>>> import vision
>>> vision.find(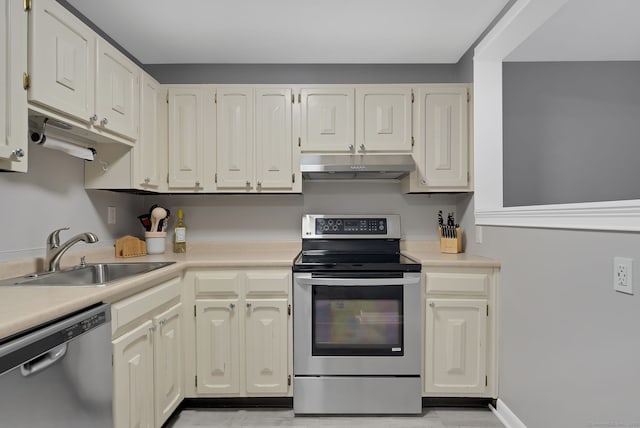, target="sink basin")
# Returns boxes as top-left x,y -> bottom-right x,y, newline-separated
0,261 -> 176,287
